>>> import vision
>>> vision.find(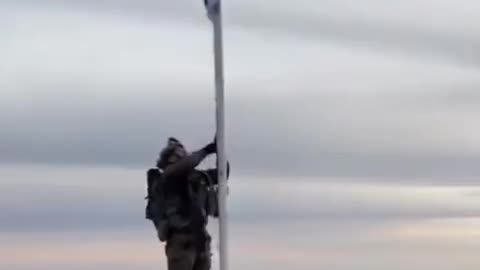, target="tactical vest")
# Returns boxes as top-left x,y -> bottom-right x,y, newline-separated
145,168 -> 218,242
